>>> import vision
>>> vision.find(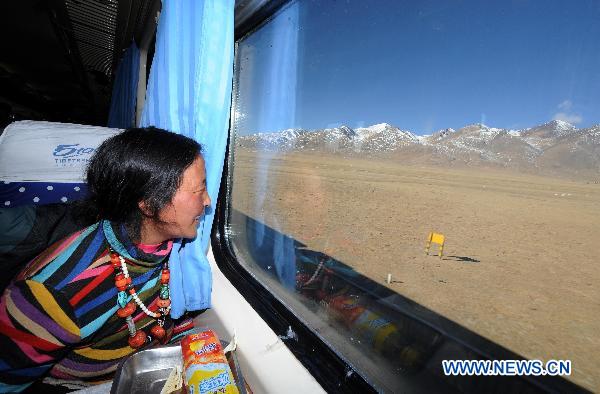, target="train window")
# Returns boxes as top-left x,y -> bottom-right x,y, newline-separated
223,0 -> 599,391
